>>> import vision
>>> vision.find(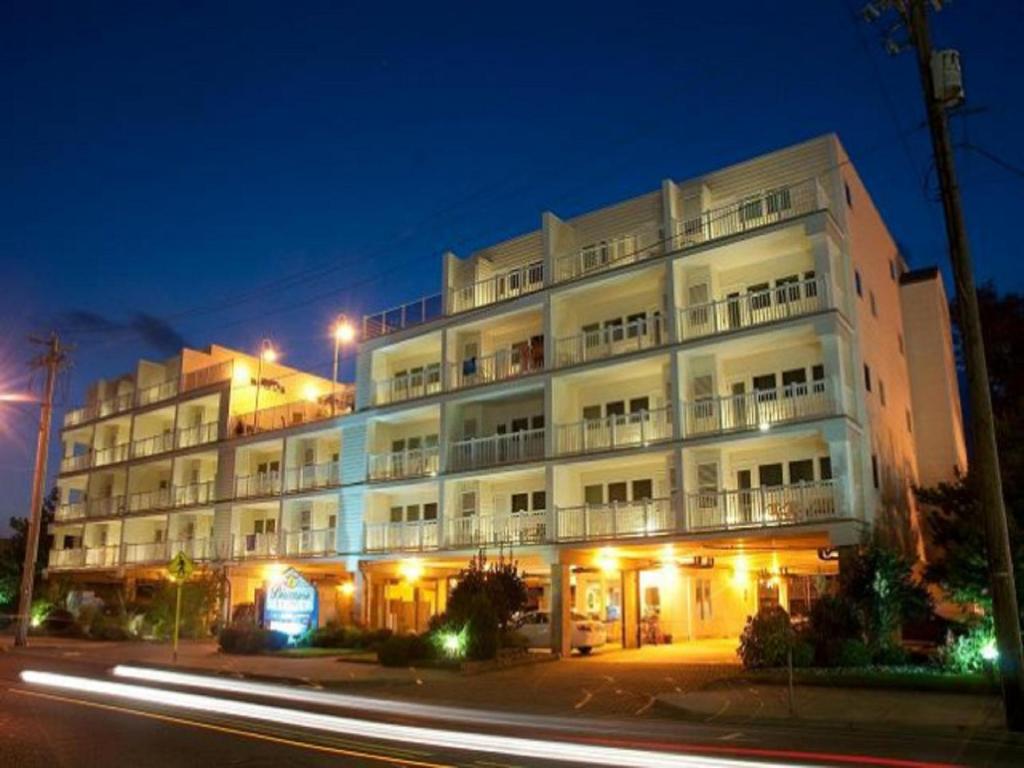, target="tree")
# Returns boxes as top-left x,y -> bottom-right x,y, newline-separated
0,488 -> 57,611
